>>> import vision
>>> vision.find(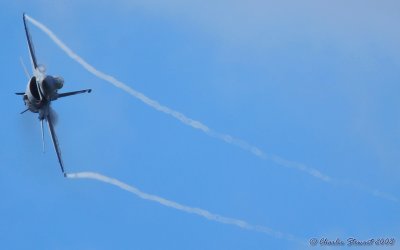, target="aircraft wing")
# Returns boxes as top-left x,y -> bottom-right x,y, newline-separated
46,114 -> 66,177
23,13 -> 38,70
23,13 -> 45,100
